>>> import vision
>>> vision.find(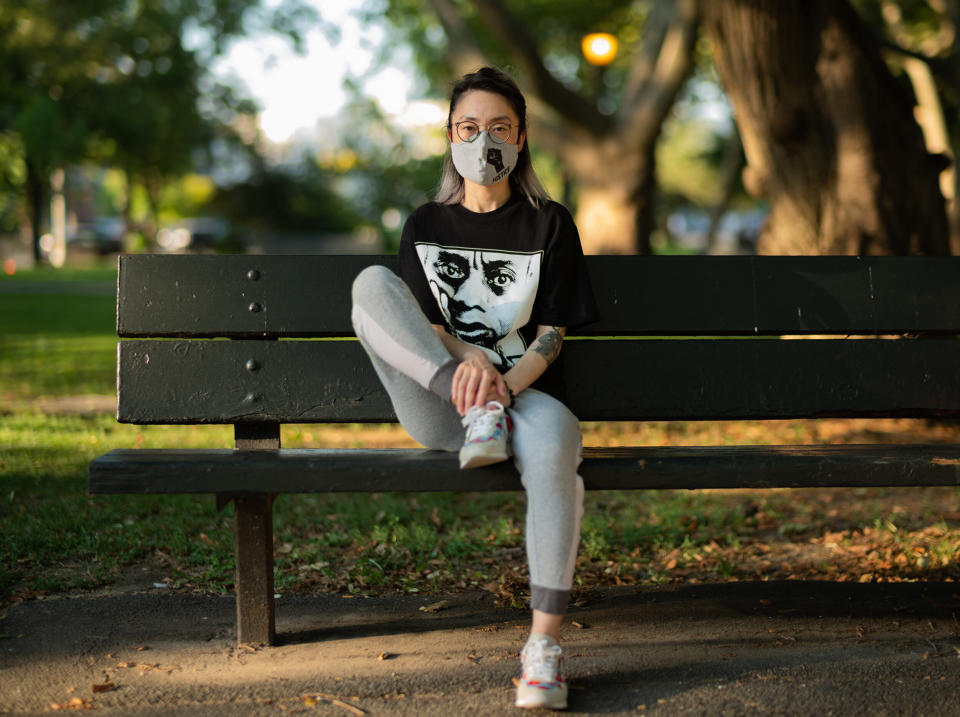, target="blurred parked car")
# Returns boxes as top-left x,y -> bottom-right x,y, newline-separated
714,210 -> 767,254
666,209 -> 711,251
666,208 -> 767,254
68,217 -> 125,254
